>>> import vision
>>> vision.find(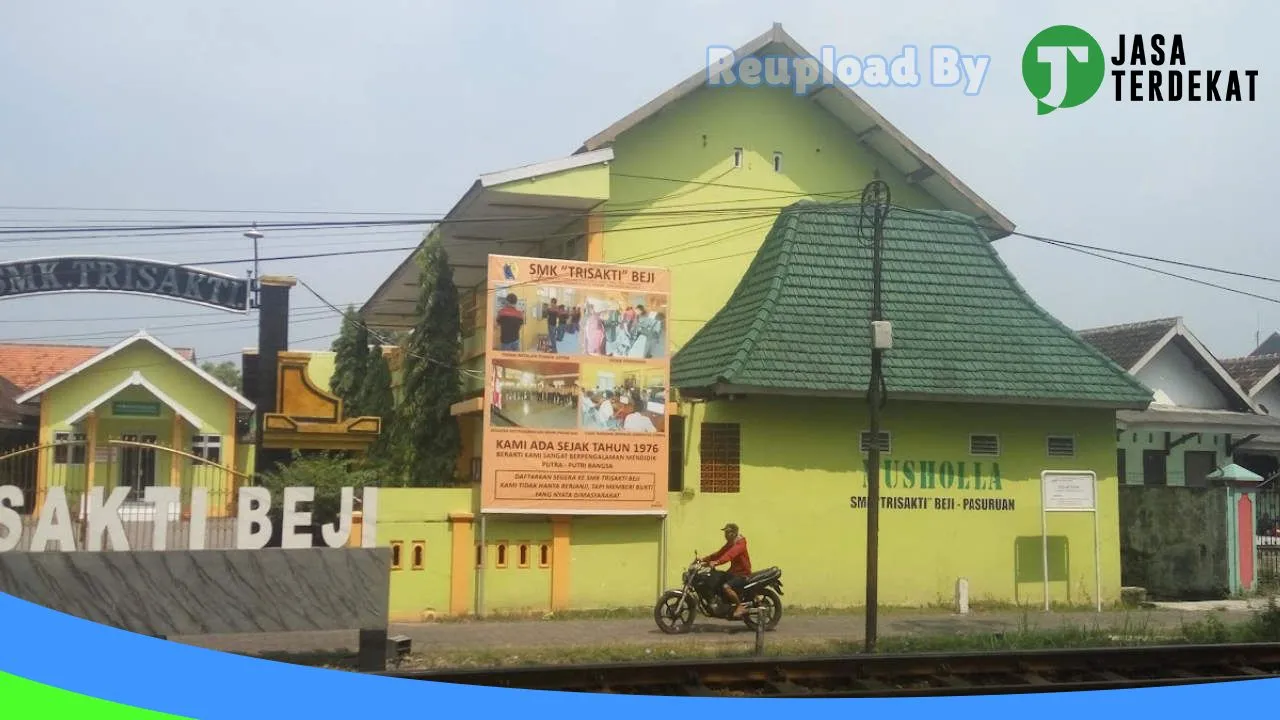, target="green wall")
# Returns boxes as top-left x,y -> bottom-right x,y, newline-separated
1118,430 -> 1227,486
